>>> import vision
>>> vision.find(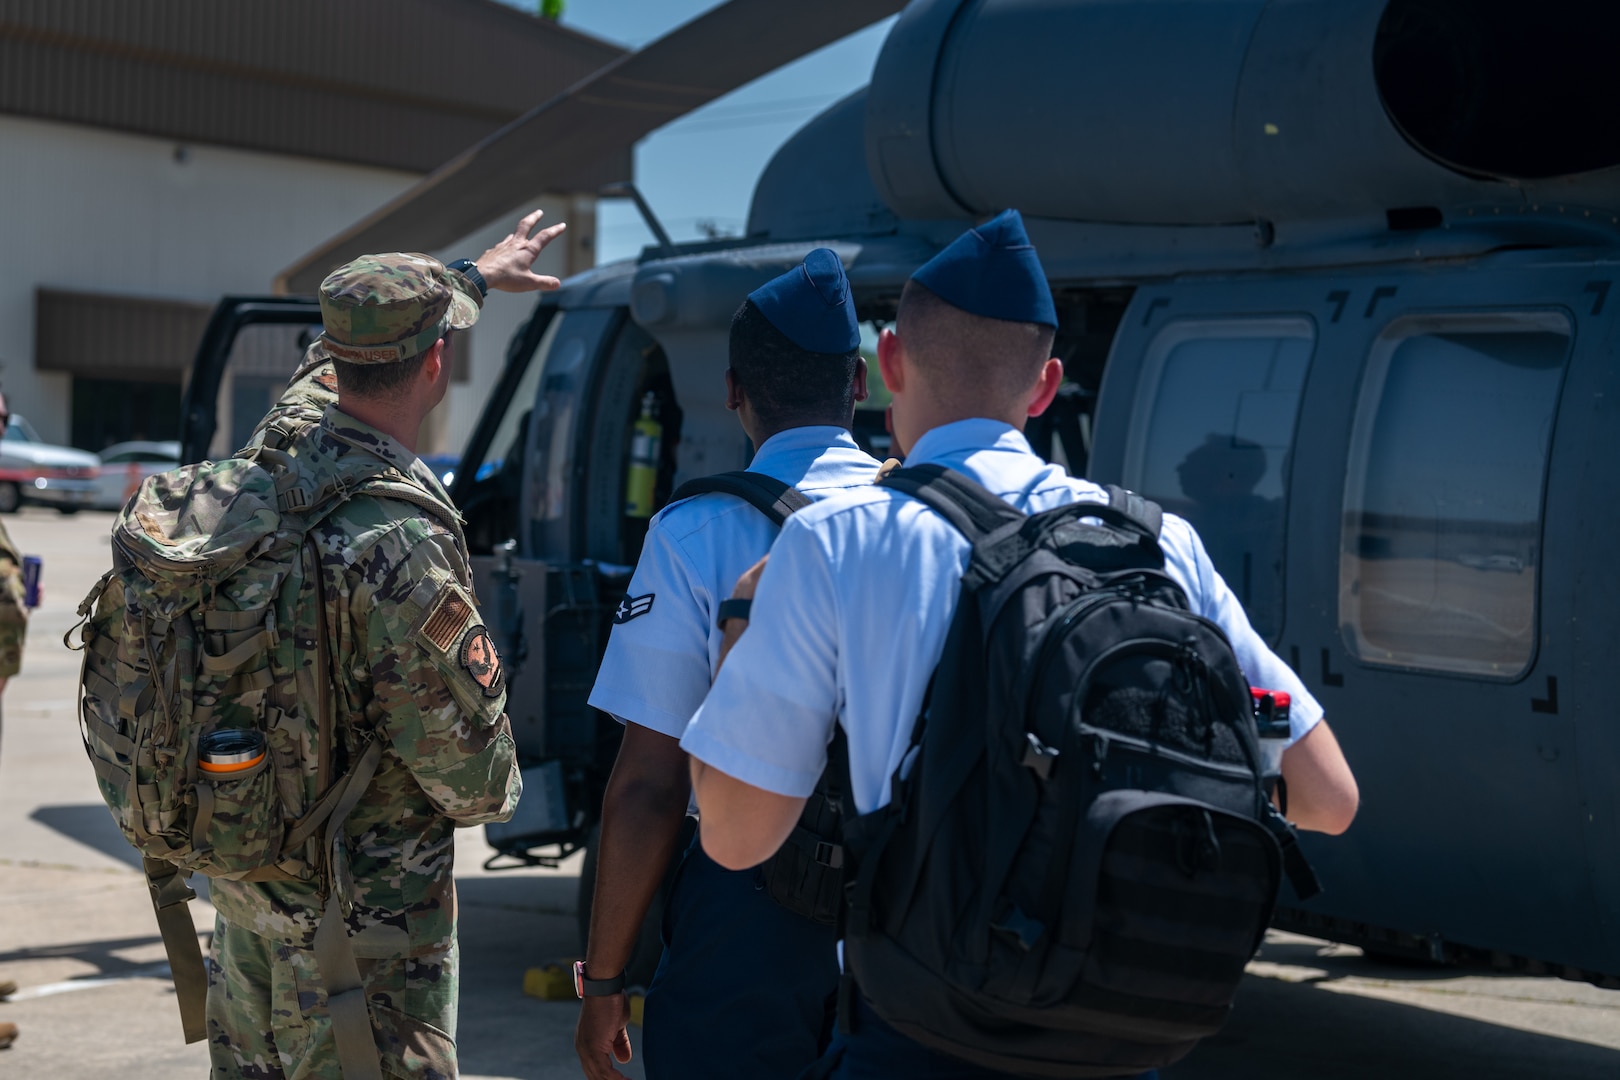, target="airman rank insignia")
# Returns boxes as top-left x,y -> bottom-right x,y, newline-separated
613,593 -> 655,624
460,626 -> 505,698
